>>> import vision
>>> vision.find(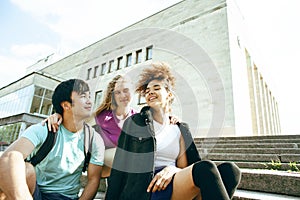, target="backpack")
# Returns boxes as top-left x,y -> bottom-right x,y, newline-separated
26,122 -> 93,172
